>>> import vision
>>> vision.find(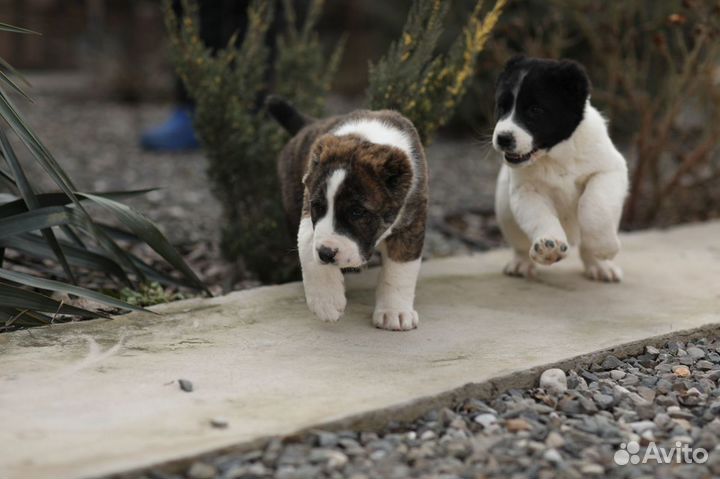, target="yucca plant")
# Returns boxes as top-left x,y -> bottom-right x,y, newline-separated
367,0 -> 507,144
0,23 -> 207,331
